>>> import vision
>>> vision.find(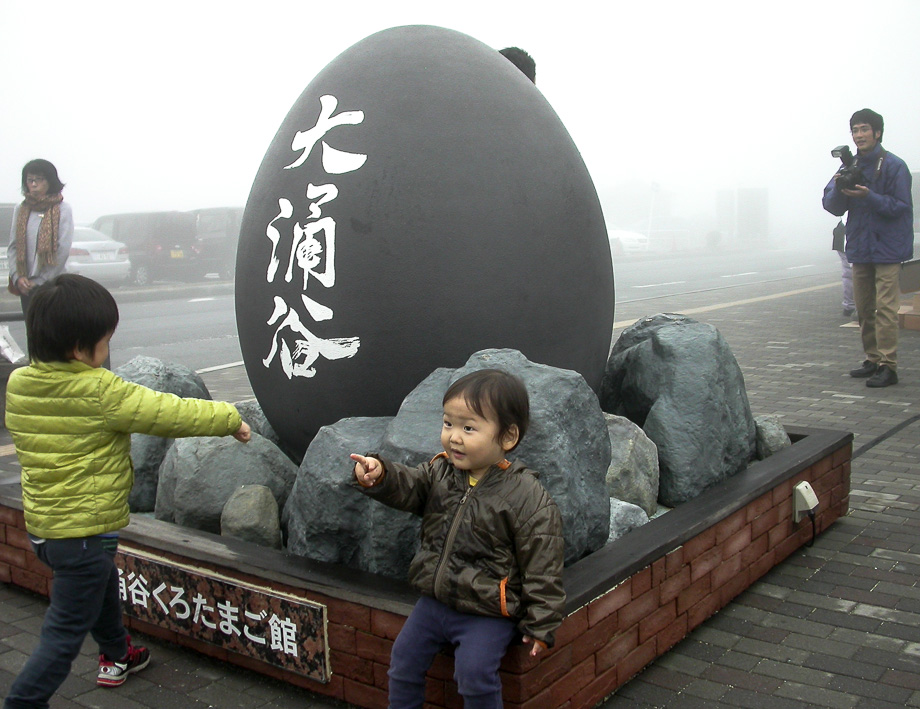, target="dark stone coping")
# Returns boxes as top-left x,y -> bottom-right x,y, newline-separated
563,425 -> 851,610
0,425 -> 851,618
